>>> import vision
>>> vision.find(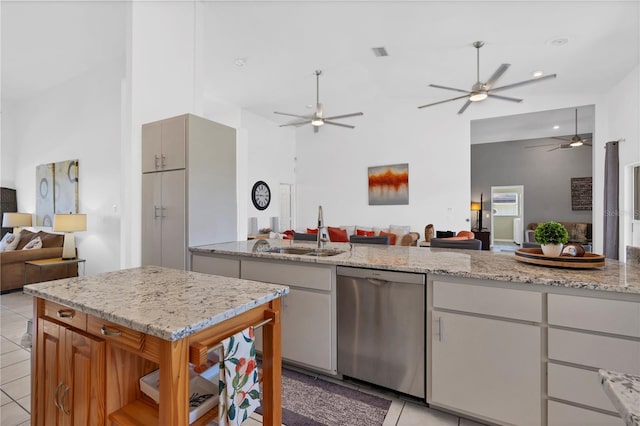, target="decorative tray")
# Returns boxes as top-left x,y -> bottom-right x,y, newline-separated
514,248 -> 605,269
